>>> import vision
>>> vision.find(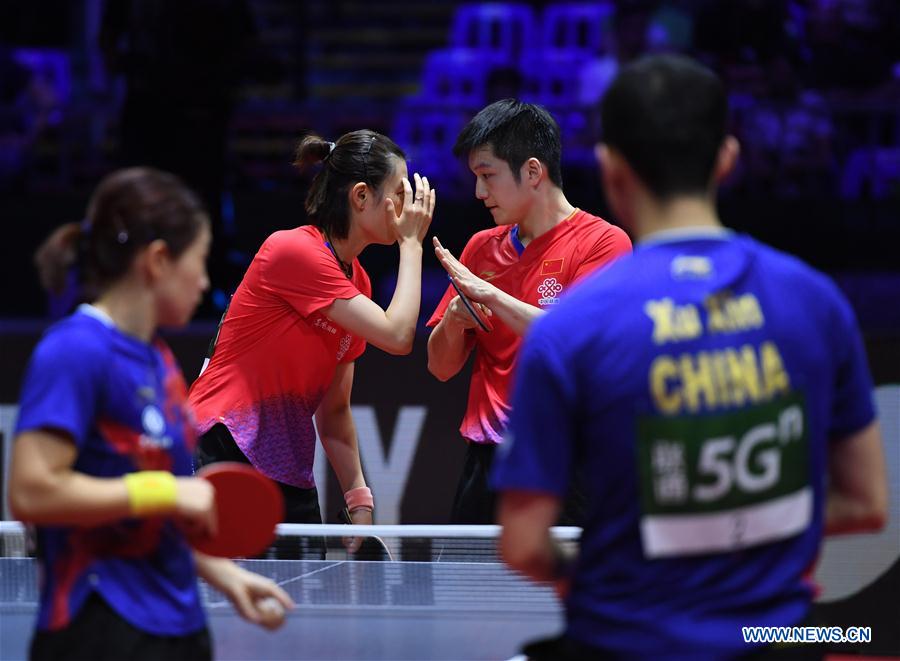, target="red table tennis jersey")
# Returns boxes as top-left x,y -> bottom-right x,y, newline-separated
189,225 -> 370,487
427,209 -> 631,444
